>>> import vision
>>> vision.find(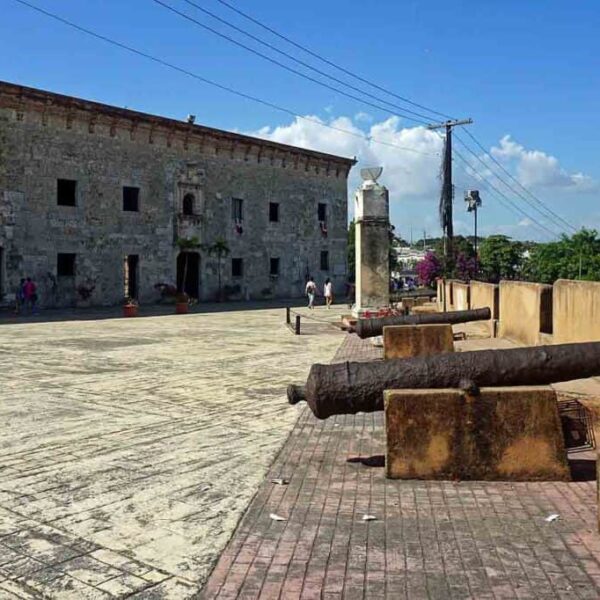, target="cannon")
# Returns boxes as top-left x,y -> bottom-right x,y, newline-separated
287,342 -> 600,419
354,307 -> 491,339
